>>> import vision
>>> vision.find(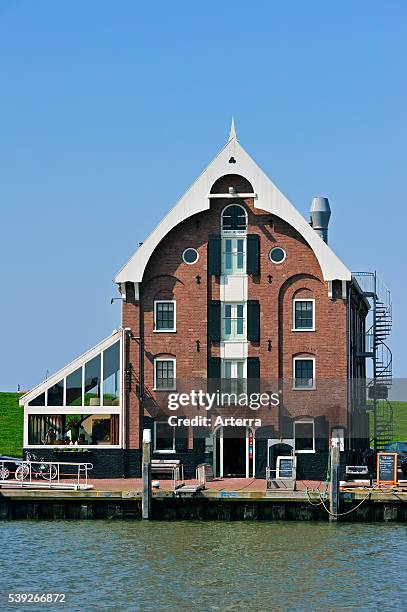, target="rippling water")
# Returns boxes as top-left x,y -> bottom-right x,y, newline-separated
1,521 -> 406,611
